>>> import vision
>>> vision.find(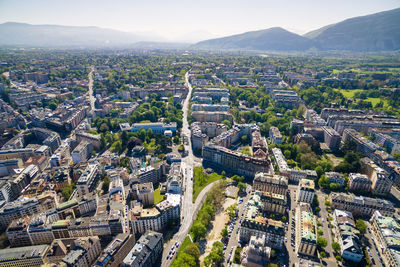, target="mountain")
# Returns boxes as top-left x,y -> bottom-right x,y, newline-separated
194,8 -> 400,52
0,22 -> 160,48
305,8 -> 400,51
193,27 -> 312,51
